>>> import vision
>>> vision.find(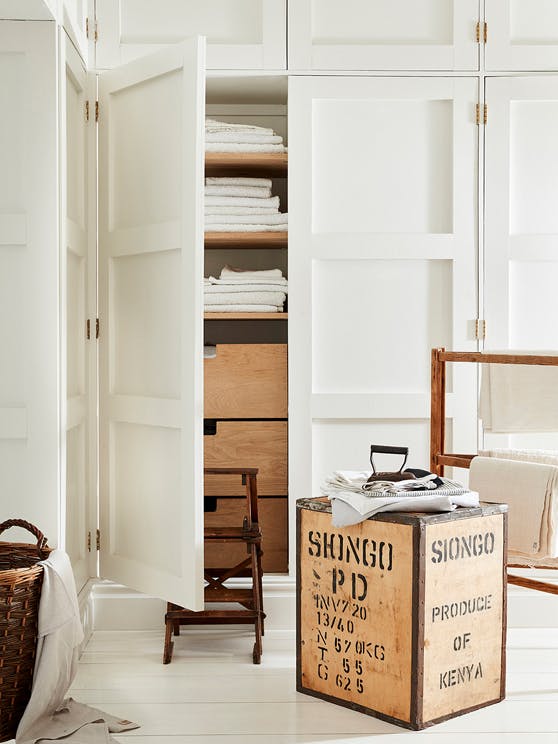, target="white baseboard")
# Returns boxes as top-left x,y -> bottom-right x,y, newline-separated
91,574 -> 297,631
90,569 -> 557,632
